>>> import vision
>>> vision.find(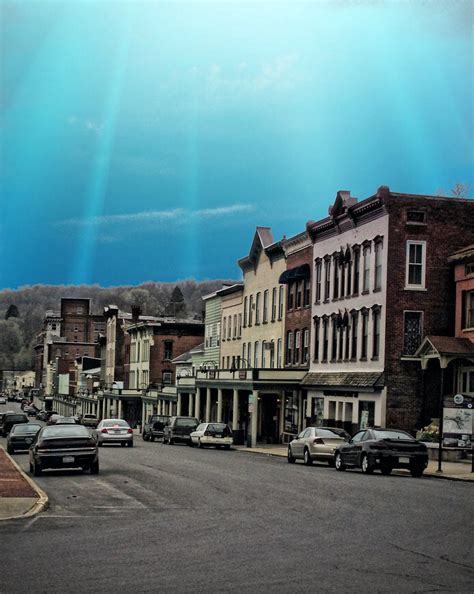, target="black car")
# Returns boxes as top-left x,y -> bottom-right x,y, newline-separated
334,428 -> 428,477
163,416 -> 199,445
0,412 -> 29,437
7,423 -> 43,454
29,424 -> 99,476
142,415 -> 170,441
